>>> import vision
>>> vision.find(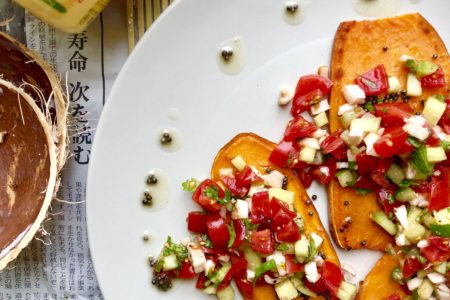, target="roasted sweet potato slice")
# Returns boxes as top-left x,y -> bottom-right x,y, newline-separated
357,254 -> 406,299
211,133 -> 339,299
329,13 -> 450,250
